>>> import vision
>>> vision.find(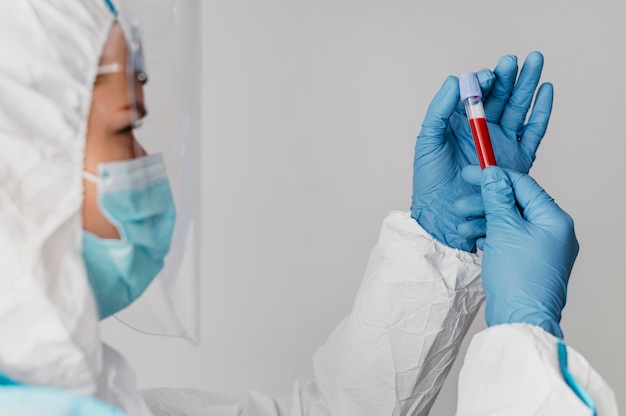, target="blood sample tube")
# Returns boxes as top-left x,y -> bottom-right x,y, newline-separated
459,72 -> 497,169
